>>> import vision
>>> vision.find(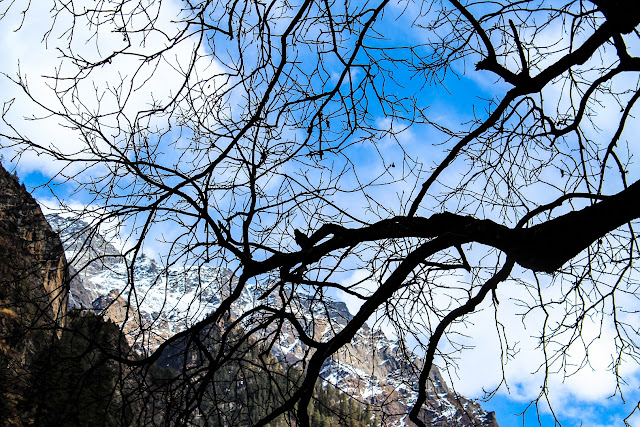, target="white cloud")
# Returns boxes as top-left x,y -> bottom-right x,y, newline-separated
434,266 -> 640,425
0,0 -> 225,178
